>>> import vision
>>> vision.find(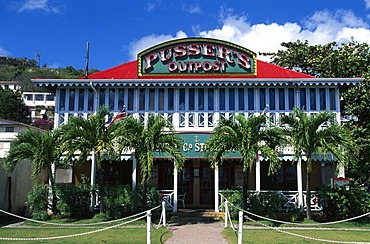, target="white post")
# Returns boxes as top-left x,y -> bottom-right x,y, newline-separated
224,200 -> 228,228
173,164 -> 178,212
147,210 -> 152,244
162,201 -> 166,227
297,158 -> 303,208
238,211 -> 243,244
214,165 -> 219,212
90,152 -> 96,210
255,157 -> 261,192
132,154 -> 137,190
